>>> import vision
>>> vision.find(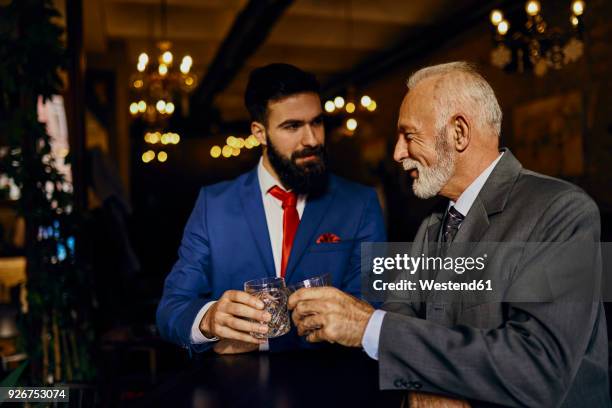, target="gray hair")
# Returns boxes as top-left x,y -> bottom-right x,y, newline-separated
407,61 -> 502,137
